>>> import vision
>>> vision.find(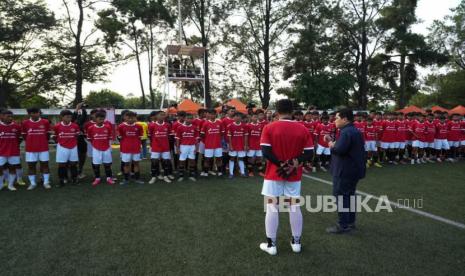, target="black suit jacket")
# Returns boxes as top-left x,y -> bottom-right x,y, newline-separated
329,123 -> 366,181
